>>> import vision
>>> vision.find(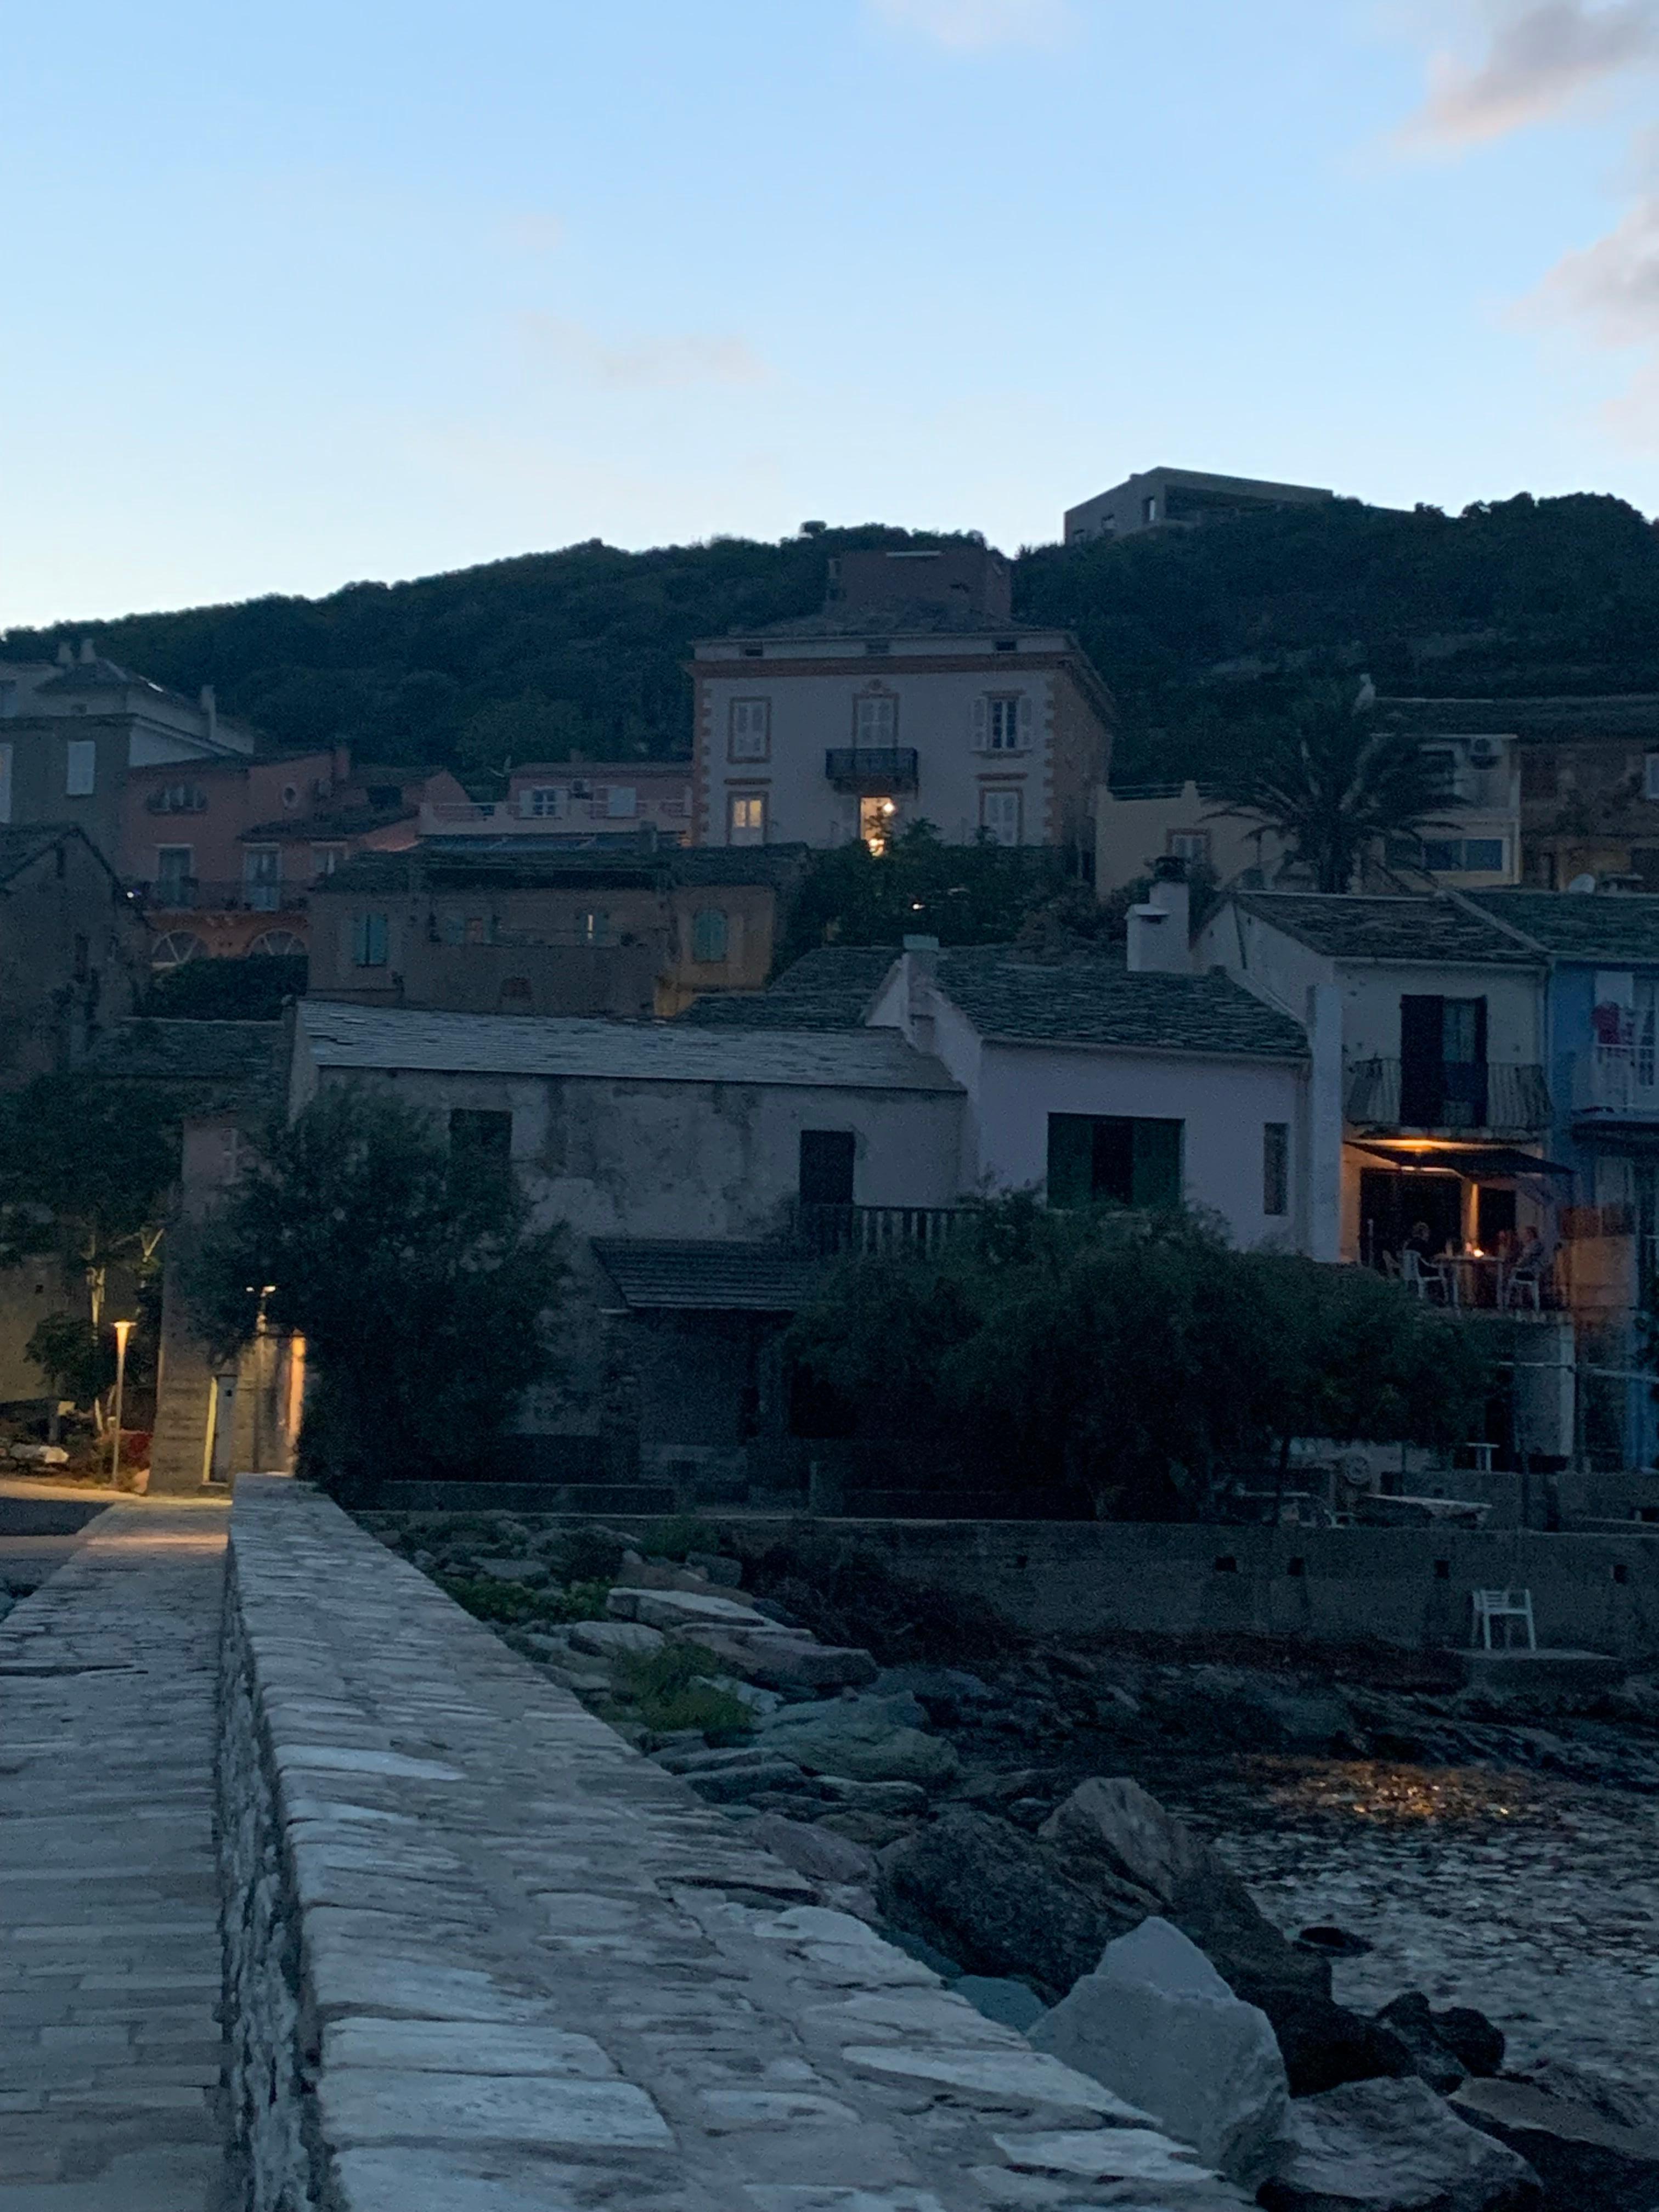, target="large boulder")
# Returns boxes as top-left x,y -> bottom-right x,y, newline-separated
1029,1916 -> 1289,2187
1375,1994 -> 1467,2096
1039,1777 -> 1413,2097
1452,2078 -> 1659,2212
749,1813 -> 878,1889
876,1809 -> 1110,2001
1262,2078 -> 1541,2212
760,1696 -> 958,1786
